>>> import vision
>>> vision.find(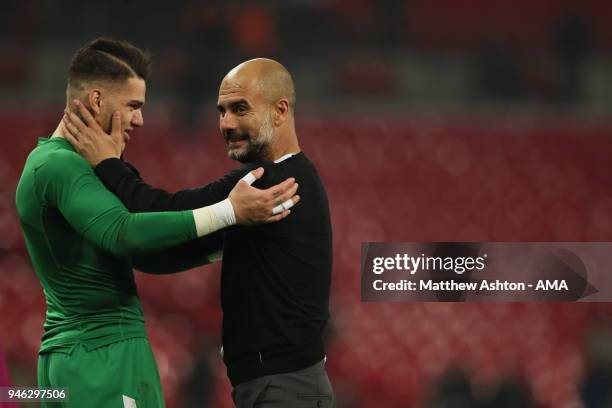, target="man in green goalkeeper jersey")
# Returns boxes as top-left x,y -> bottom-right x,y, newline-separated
15,38 -> 299,408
